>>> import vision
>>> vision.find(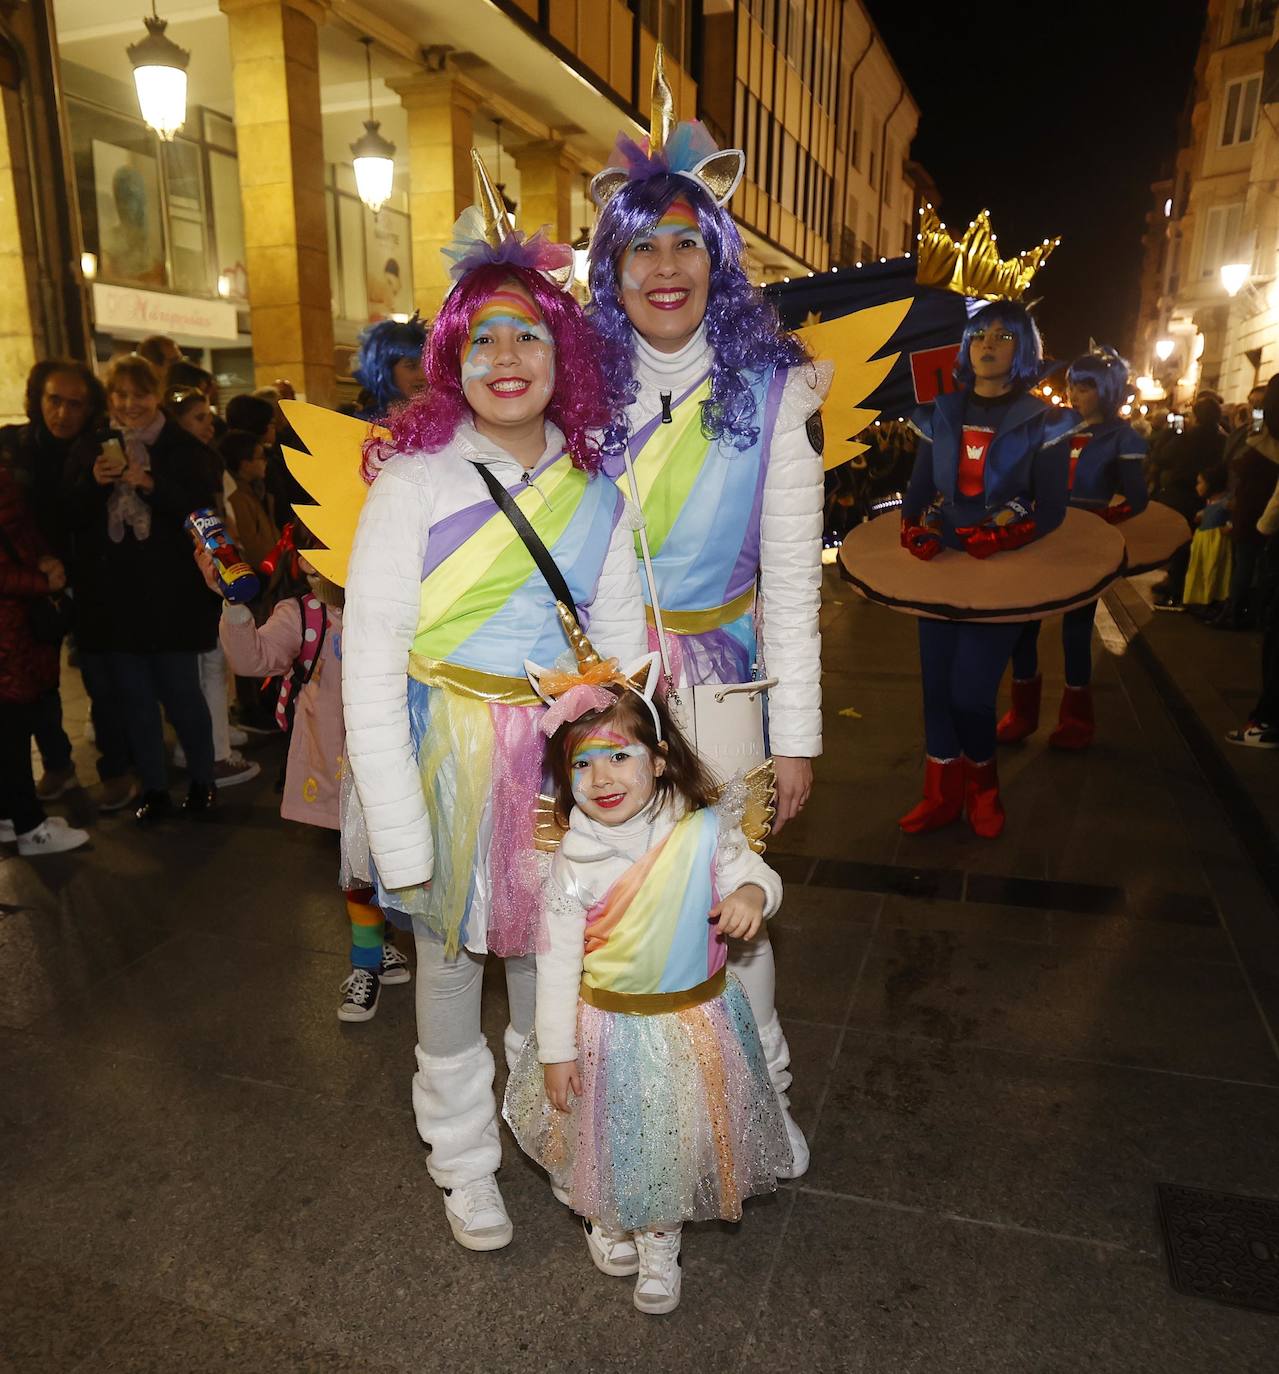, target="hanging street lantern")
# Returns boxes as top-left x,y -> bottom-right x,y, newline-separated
351,37 -> 396,214
126,4 -> 190,141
